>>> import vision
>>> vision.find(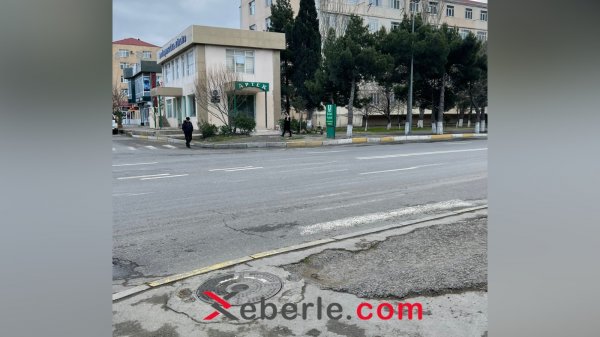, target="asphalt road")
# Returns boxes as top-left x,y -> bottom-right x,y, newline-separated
112,136 -> 487,288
